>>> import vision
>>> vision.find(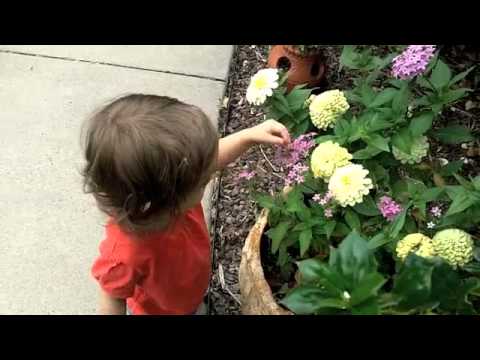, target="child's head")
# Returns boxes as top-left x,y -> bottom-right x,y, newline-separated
82,94 -> 218,233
